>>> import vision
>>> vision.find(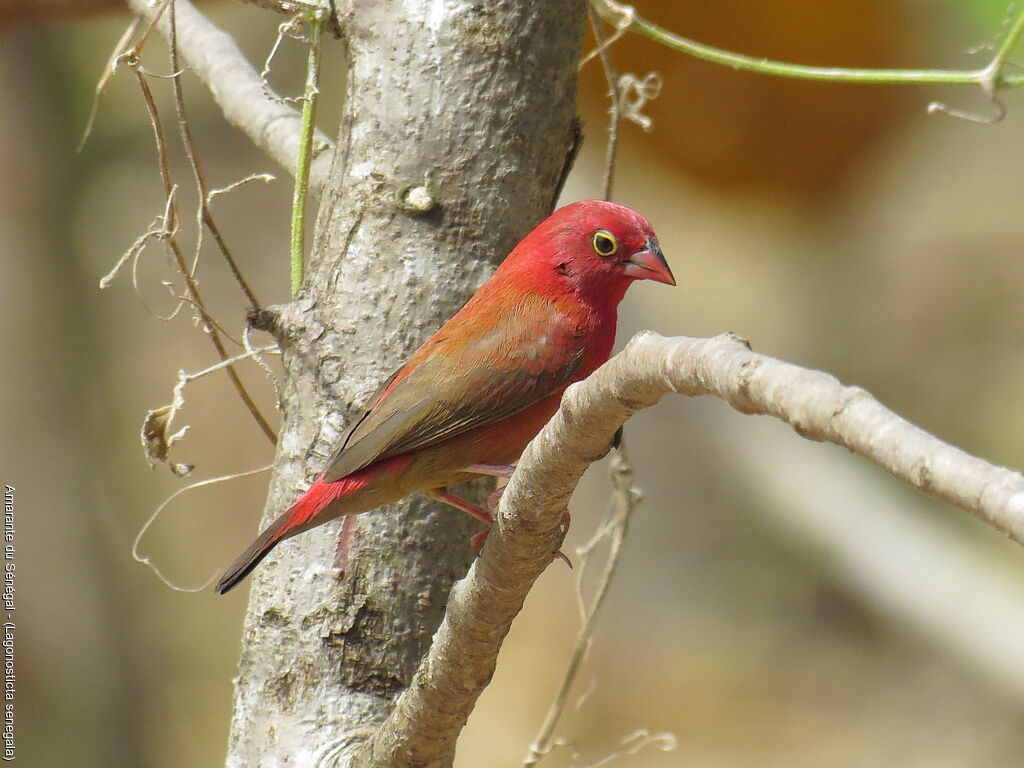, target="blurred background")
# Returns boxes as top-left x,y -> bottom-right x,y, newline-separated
4,1 -> 1024,766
